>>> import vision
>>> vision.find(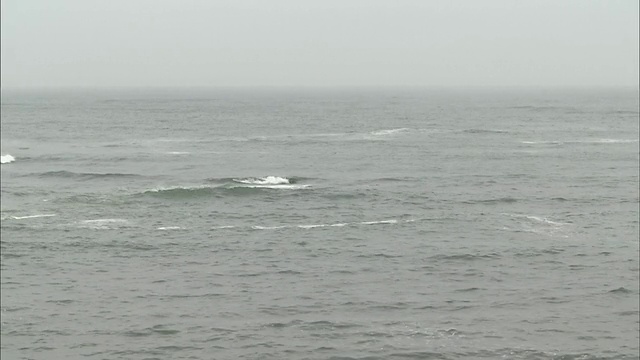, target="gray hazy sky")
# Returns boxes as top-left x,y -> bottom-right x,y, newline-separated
1,0 -> 638,88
